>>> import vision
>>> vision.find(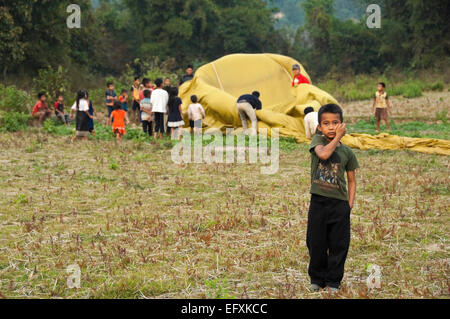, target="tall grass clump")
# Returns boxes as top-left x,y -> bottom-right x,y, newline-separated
0,84 -> 33,113
317,73 -> 445,102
